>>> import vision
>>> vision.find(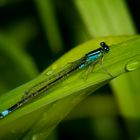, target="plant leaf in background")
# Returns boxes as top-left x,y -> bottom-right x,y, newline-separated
0,33 -> 38,94
0,35 -> 140,139
34,0 -> 64,54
